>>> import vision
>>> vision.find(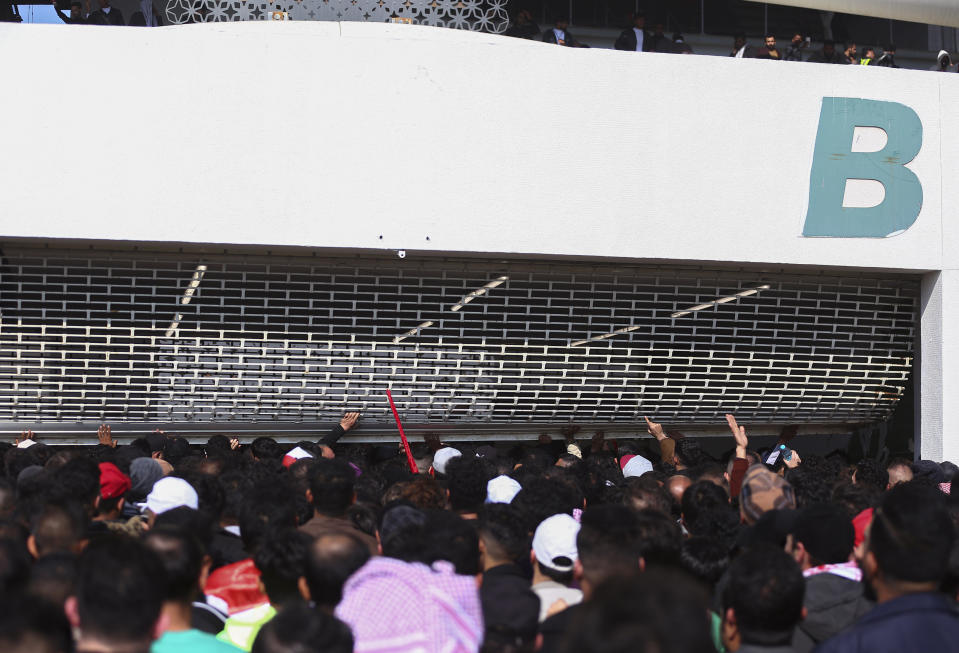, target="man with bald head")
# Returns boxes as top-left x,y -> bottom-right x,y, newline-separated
886,459 -> 913,489
302,532 -> 372,613
666,475 -> 692,511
